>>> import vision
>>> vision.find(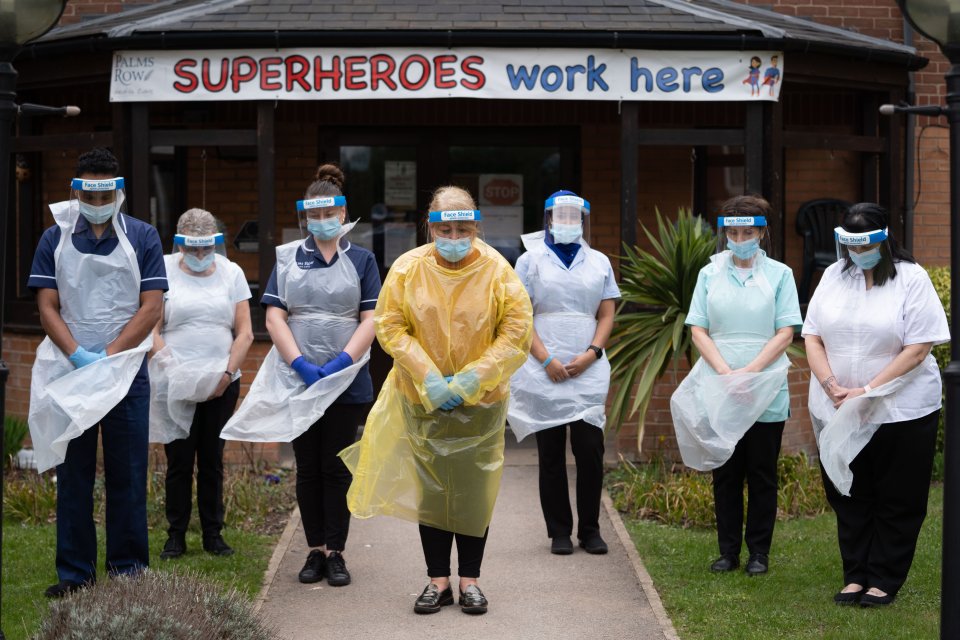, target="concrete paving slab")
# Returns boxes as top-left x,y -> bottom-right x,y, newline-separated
257,437 -> 676,640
